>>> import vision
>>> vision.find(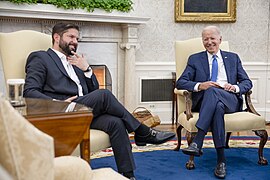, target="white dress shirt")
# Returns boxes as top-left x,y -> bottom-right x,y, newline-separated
194,50 -> 239,93
51,48 -> 92,96
207,50 -> 228,87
